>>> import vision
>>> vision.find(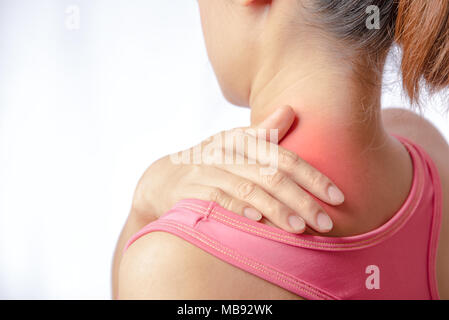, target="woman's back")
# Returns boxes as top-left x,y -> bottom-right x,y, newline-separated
119,108 -> 449,299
